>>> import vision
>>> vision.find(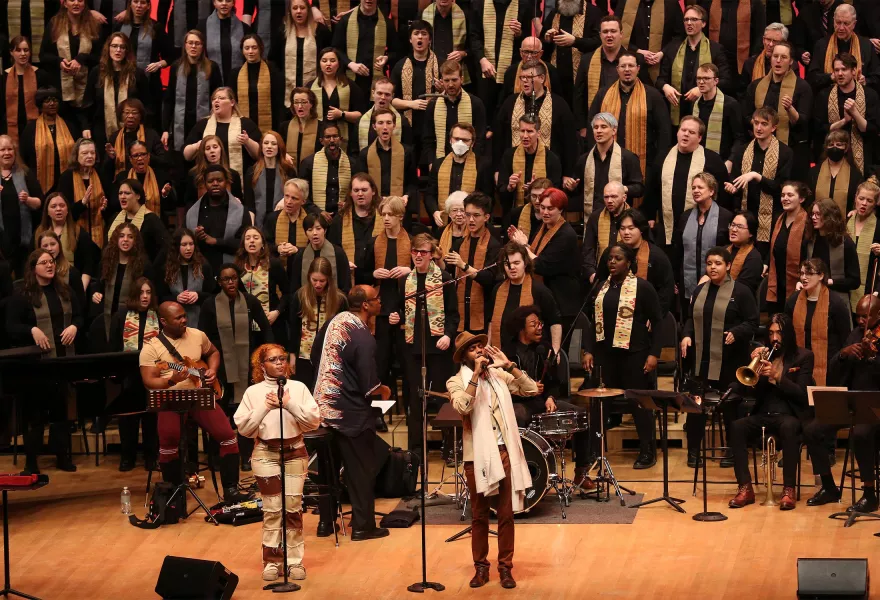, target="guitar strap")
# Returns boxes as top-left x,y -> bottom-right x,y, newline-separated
157,332 -> 187,365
